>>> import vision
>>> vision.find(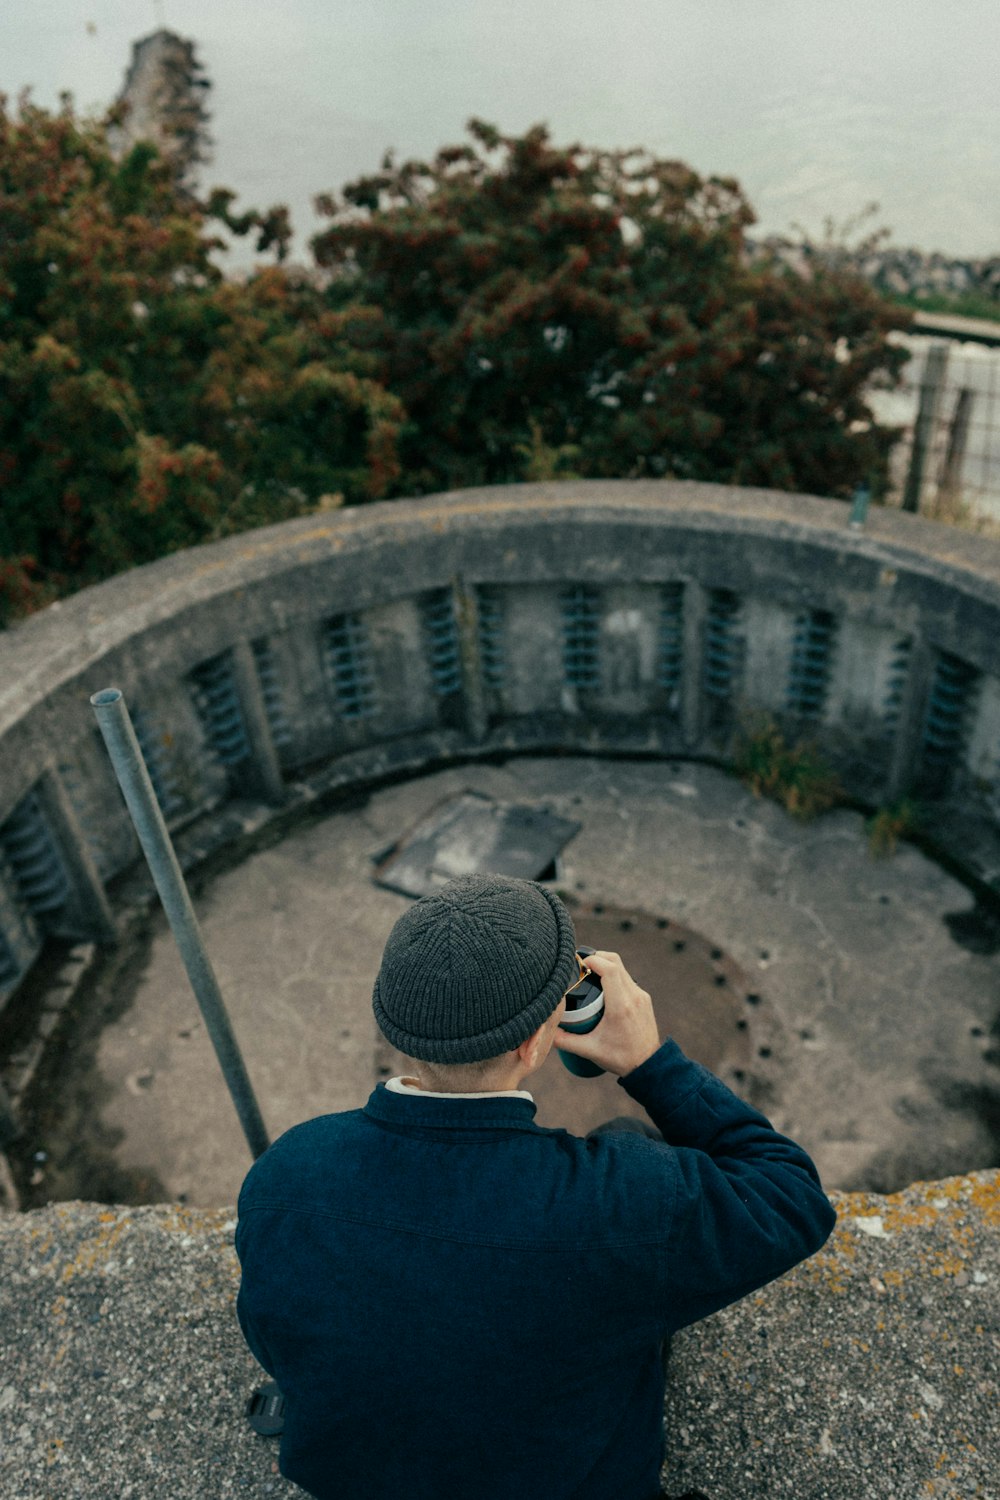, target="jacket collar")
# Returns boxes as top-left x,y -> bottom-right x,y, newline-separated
384,1075 -> 534,1102
364,1081 -> 539,1131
